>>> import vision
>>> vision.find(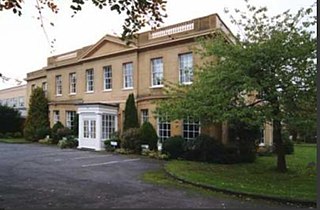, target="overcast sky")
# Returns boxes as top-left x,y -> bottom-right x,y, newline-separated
0,0 -> 316,90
